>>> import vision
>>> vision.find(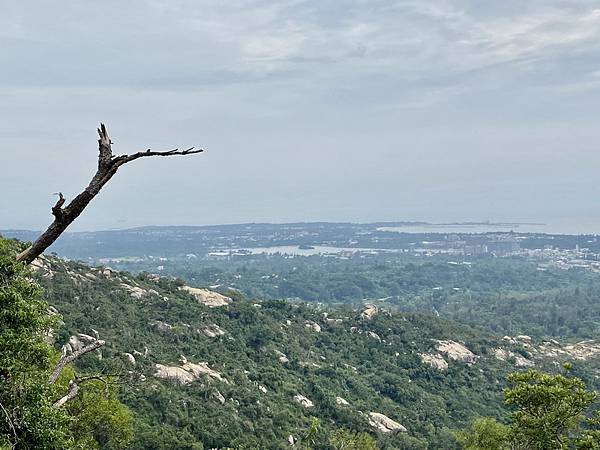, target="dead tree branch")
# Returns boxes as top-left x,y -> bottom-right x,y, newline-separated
16,124 -> 203,264
53,380 -> 79,408
52,376 -> 113,408
48,339 -> 105,385
0,401 -> 17,445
